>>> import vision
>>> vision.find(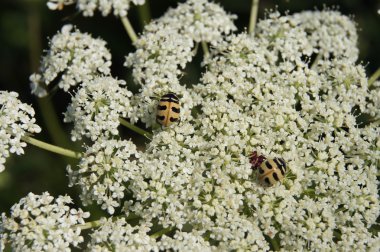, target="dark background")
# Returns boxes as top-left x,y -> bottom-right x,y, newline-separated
0,0 -> 379,213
